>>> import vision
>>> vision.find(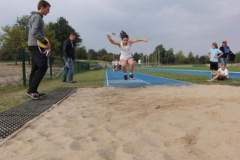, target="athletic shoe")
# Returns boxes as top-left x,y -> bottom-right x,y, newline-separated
36,92 -> 46,97
129,74 -> 134,79
66,81 -> 77,83
207,79 -> 214,82
123,75 -> 128,80
26,92 -> 40,100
